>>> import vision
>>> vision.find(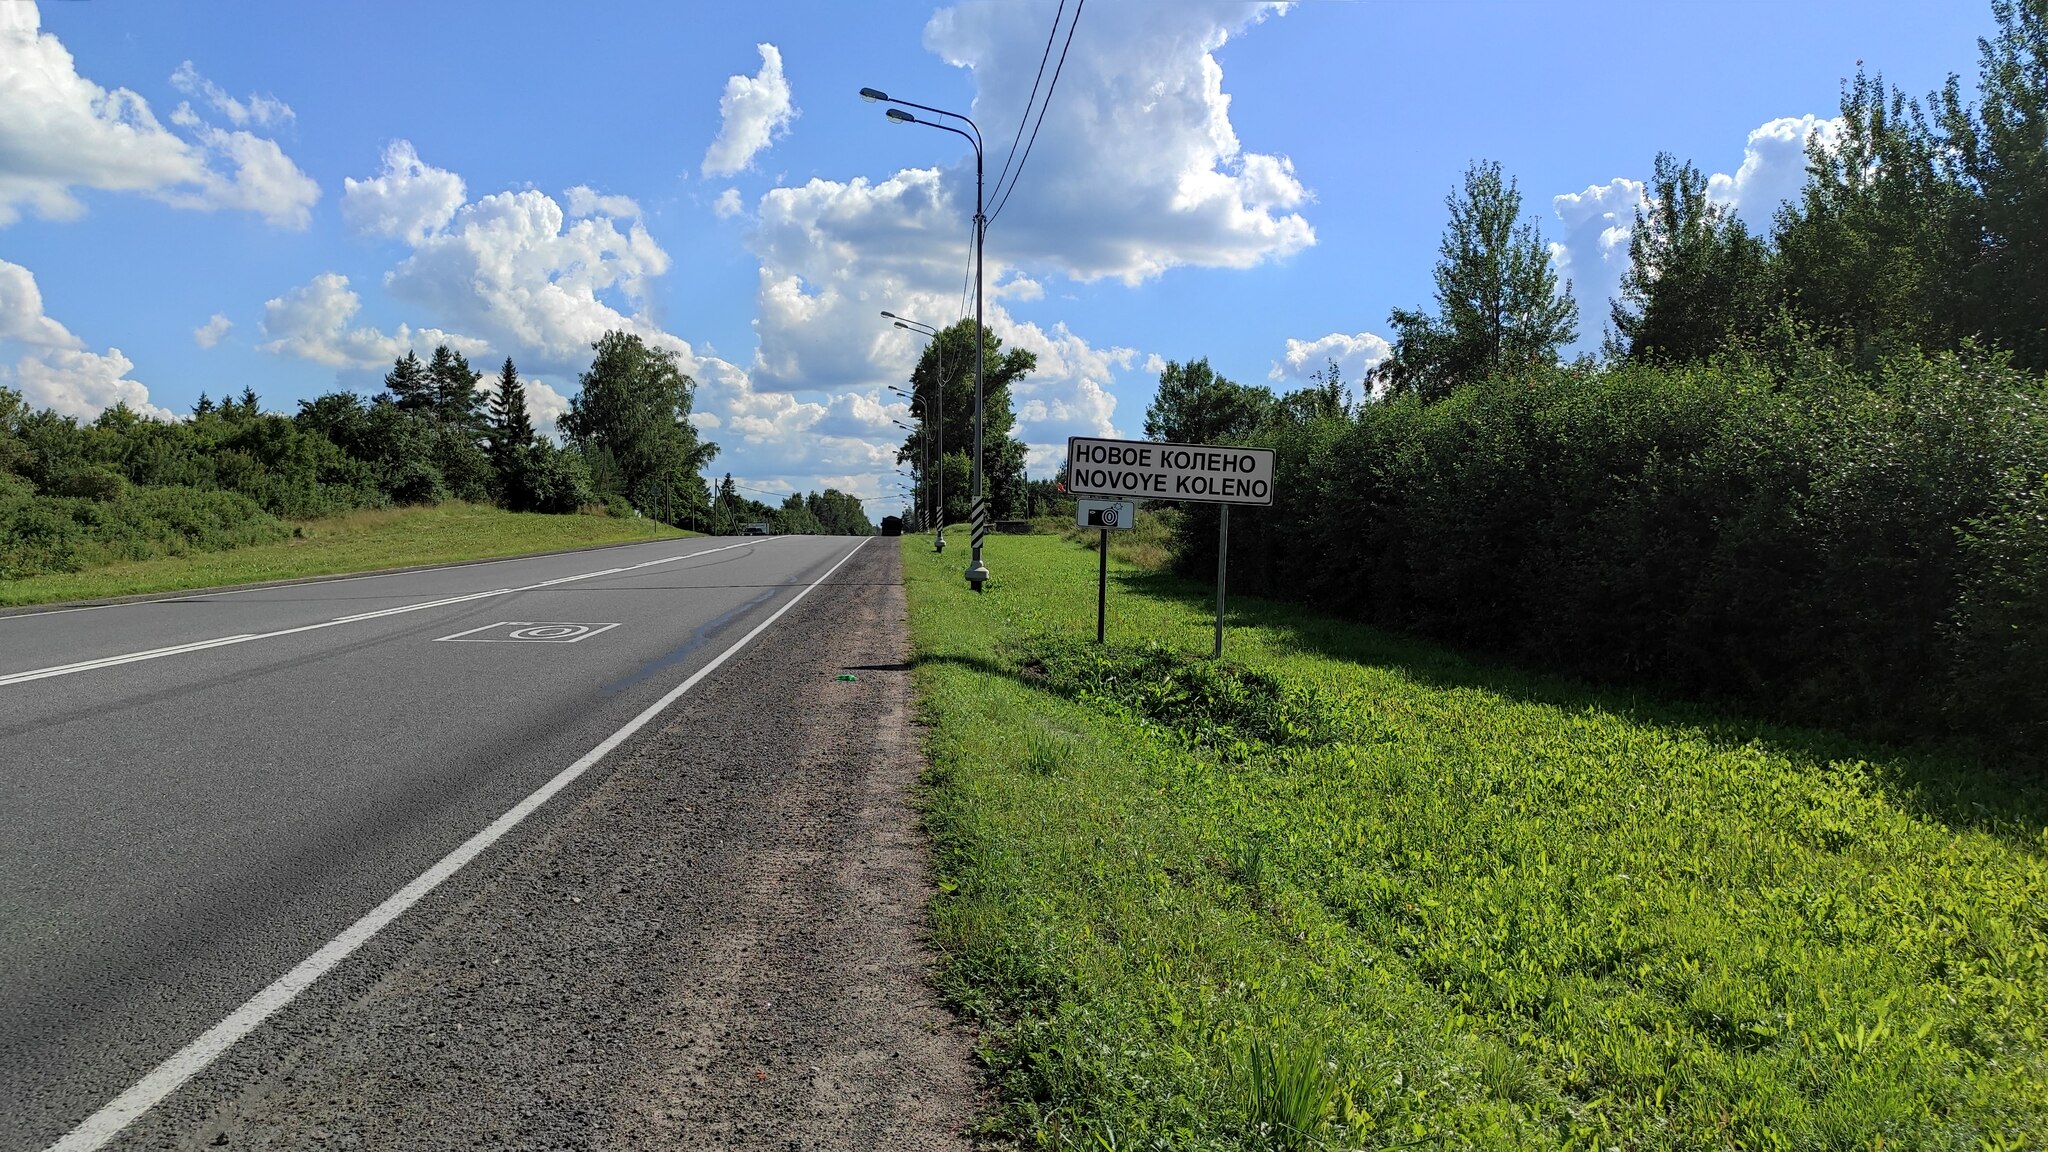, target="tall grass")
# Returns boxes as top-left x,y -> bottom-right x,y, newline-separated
906,533 -> 2048,1150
